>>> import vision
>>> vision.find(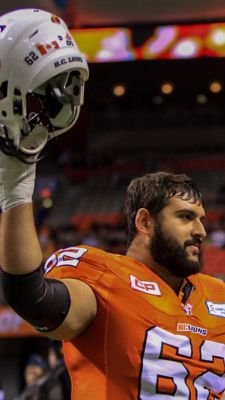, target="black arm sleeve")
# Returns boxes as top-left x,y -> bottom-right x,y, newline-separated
1,267 -> 71,332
